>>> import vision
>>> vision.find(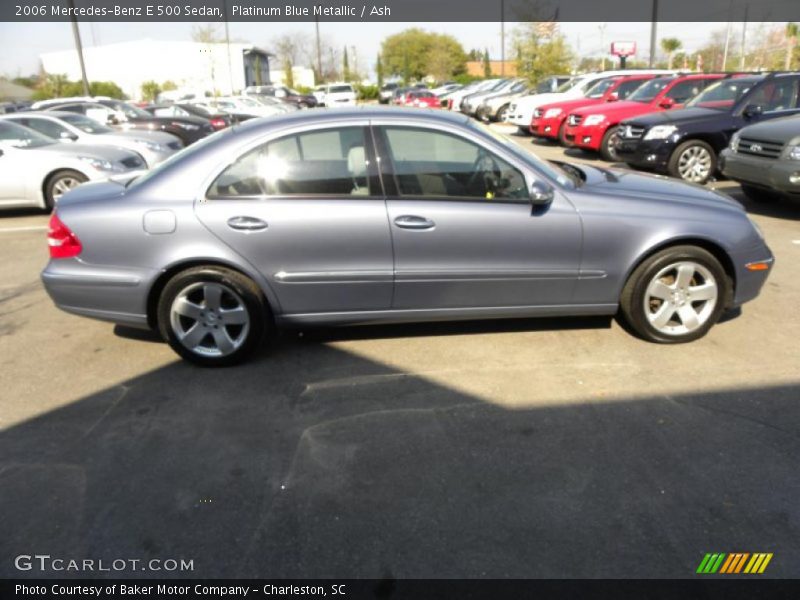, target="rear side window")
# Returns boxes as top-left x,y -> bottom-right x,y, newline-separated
18,118 -> 69,139
615,78 -> 649,99
208,126 -> 377,198
747,78 -> 800,112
